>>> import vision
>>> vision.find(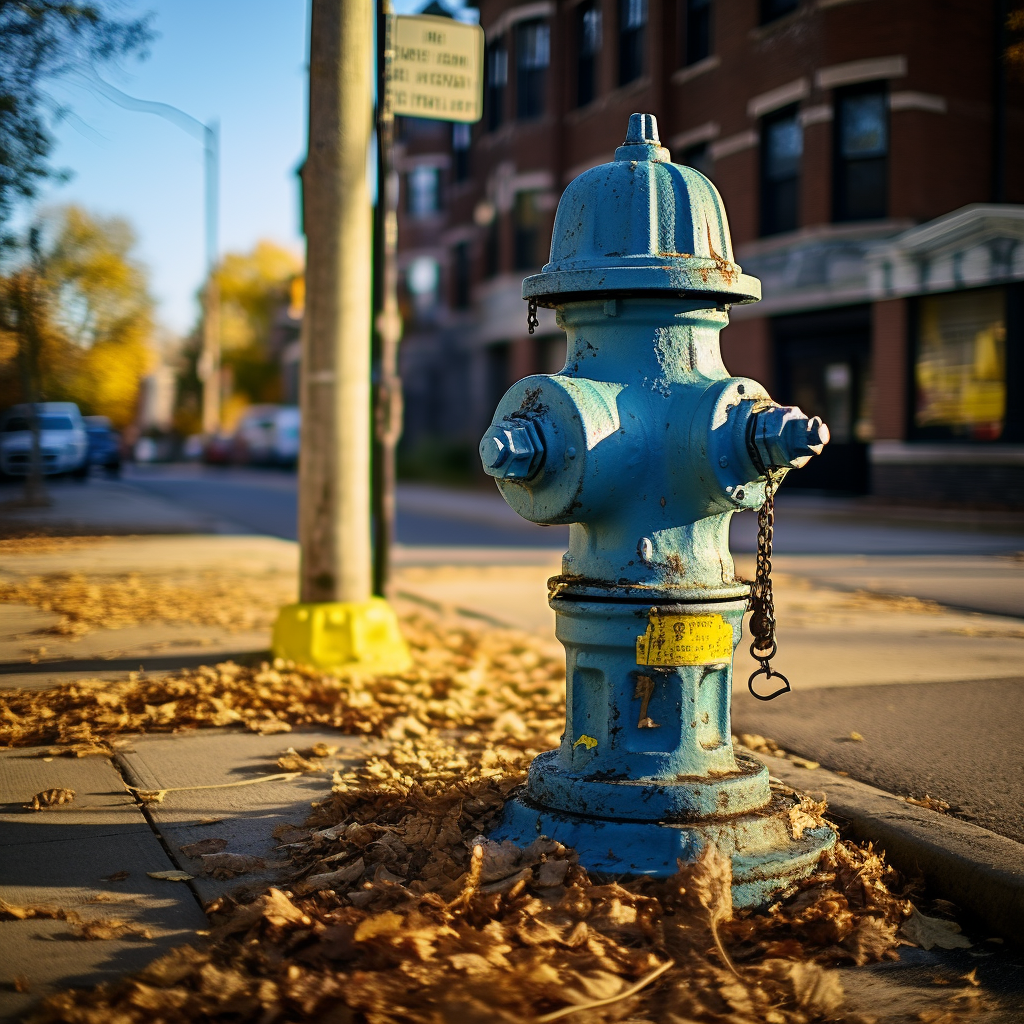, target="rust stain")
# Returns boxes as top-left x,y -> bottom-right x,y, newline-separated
633,674 -> 659,729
